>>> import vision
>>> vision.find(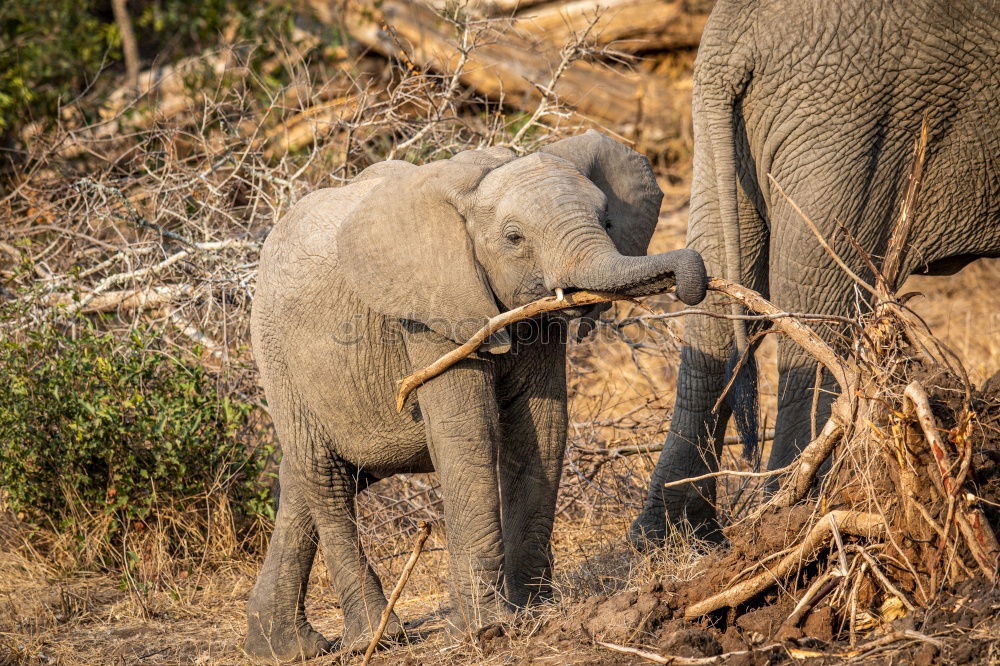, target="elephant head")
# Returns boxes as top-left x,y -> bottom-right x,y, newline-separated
336,130 -> 707,348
